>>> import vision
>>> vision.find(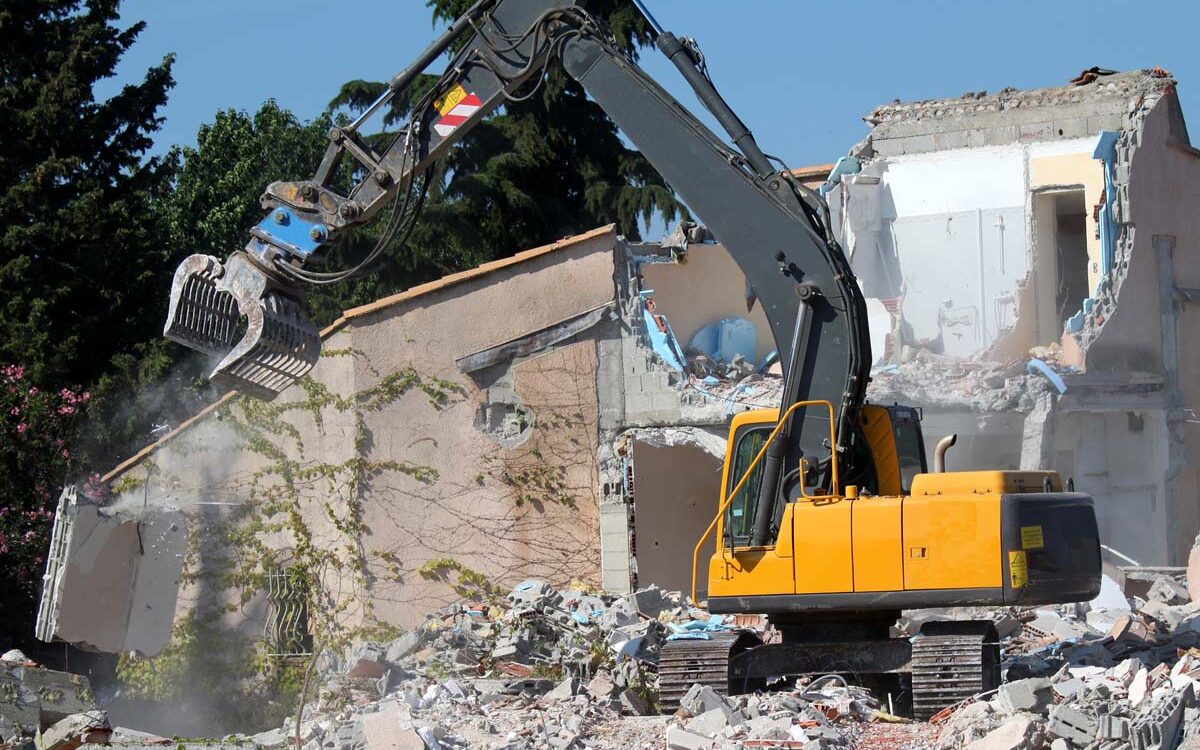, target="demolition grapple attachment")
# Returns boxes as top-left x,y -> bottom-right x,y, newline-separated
164,253 -> 321,401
